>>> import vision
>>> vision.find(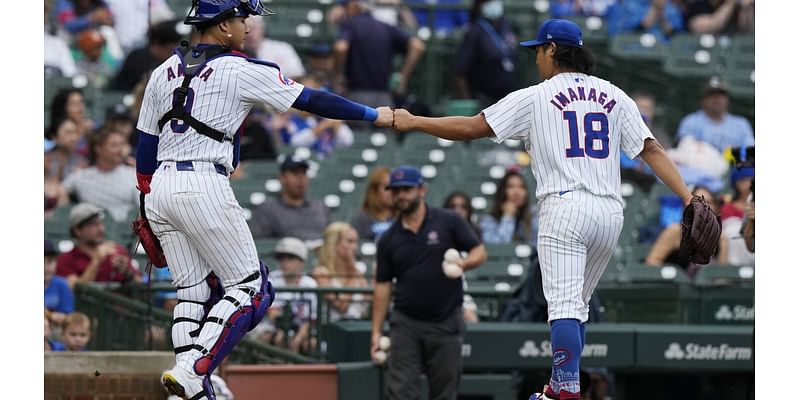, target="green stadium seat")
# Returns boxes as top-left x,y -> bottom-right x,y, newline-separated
445,99 -> 481,117
693,264 -> 754,287
609,33 -> 666,62
662,34 -> 725,78
616,264 -> 691,285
